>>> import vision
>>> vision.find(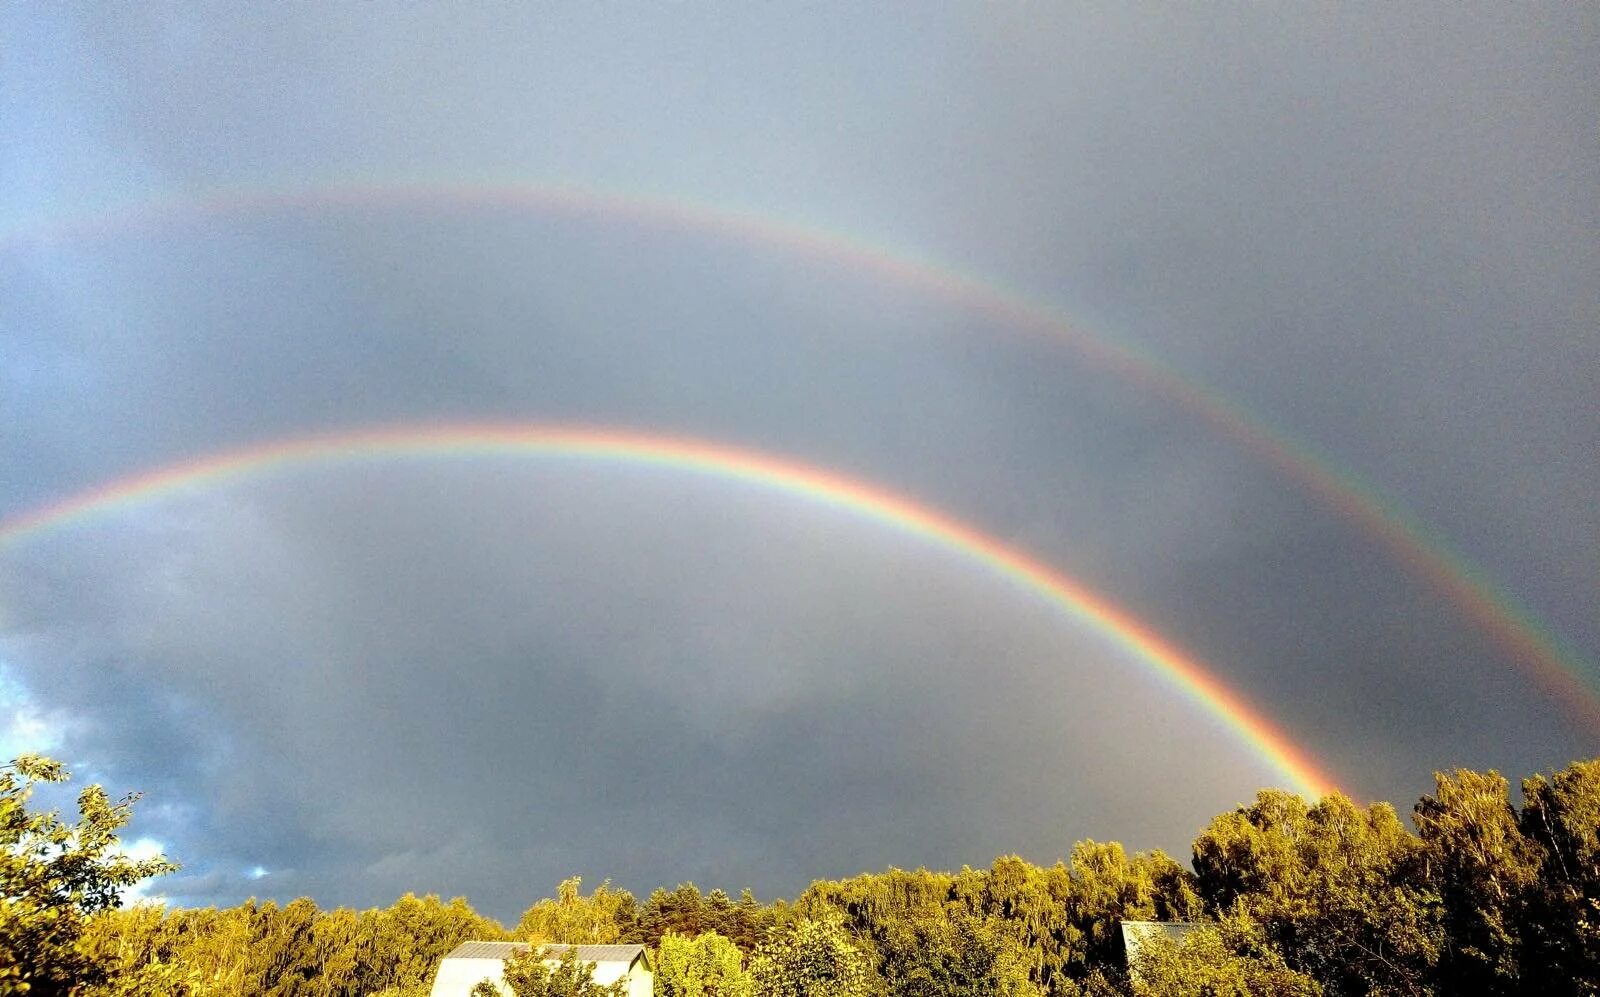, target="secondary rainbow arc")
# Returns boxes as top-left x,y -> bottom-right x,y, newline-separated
4,179 -> 1592,731
0,423 -> 1339,799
